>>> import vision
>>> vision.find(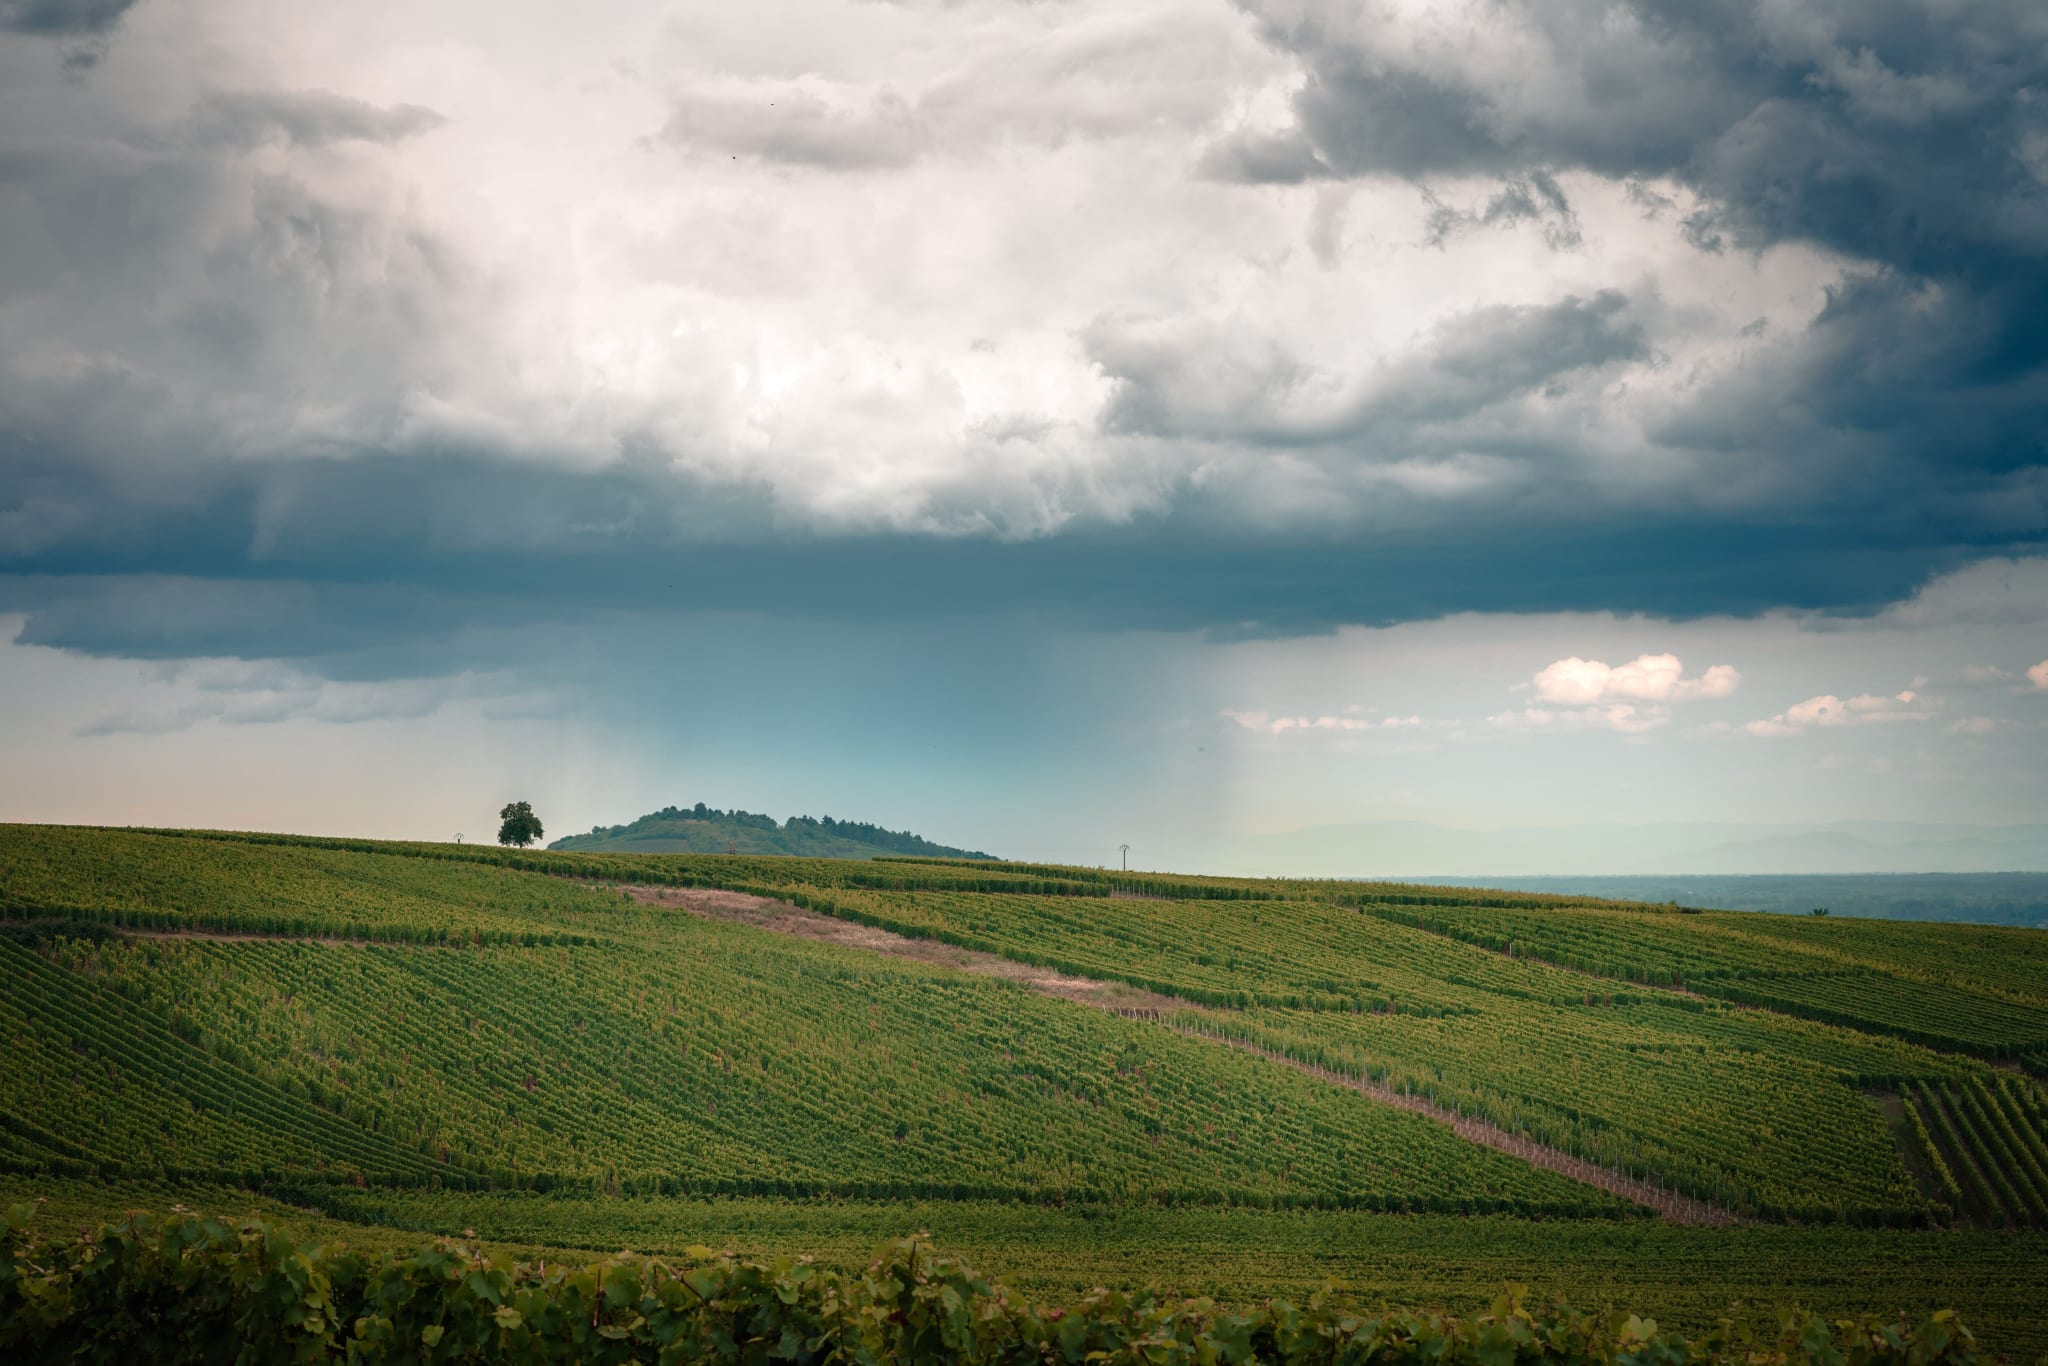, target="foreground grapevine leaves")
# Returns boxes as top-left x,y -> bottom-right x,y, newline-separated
2,1203 -> 2032,1365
